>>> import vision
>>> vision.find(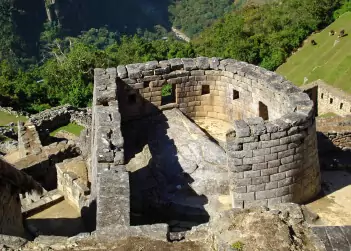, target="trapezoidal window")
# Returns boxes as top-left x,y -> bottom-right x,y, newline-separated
321,93 -> 324,99
233,89 -> 239,100
202,85 -> 210,95
161,82 -> 176,105
330,98 -> 333,104
259,101 -> 269,121
340,103 -> 344,109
